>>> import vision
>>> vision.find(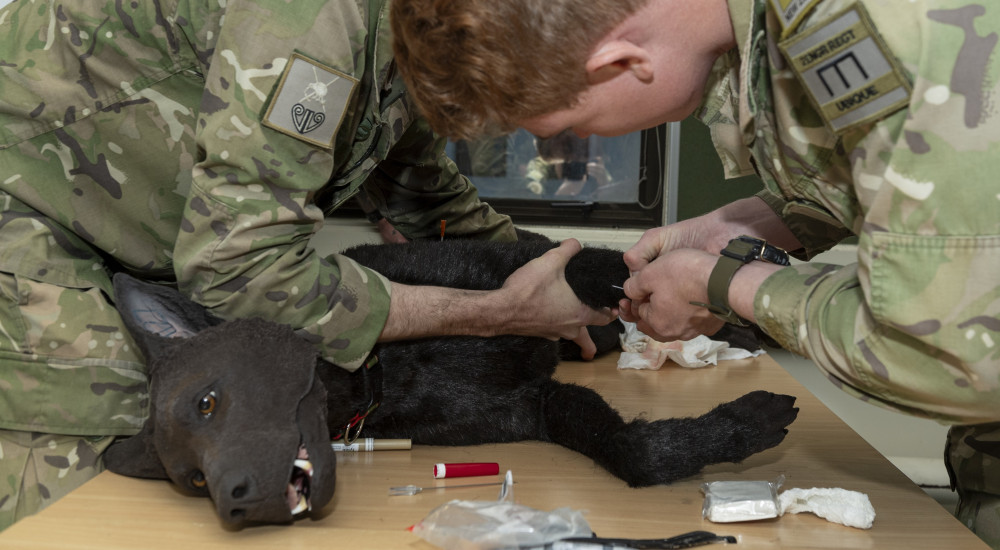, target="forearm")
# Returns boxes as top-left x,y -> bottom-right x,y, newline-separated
380,240 -> 618,342
625,196 -> 801,274
725,261 -> 784,325
700,197 -> 802,253
380,281 -> 607,342
379,283 -> 509,341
